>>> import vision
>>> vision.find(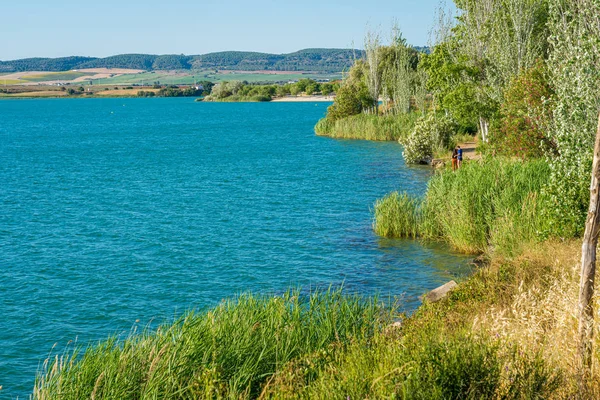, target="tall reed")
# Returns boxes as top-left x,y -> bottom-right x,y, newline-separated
315,113 -> 419,142
373,191 -> 421,238
33,289 -> 393,399
374,158 -> 551,254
